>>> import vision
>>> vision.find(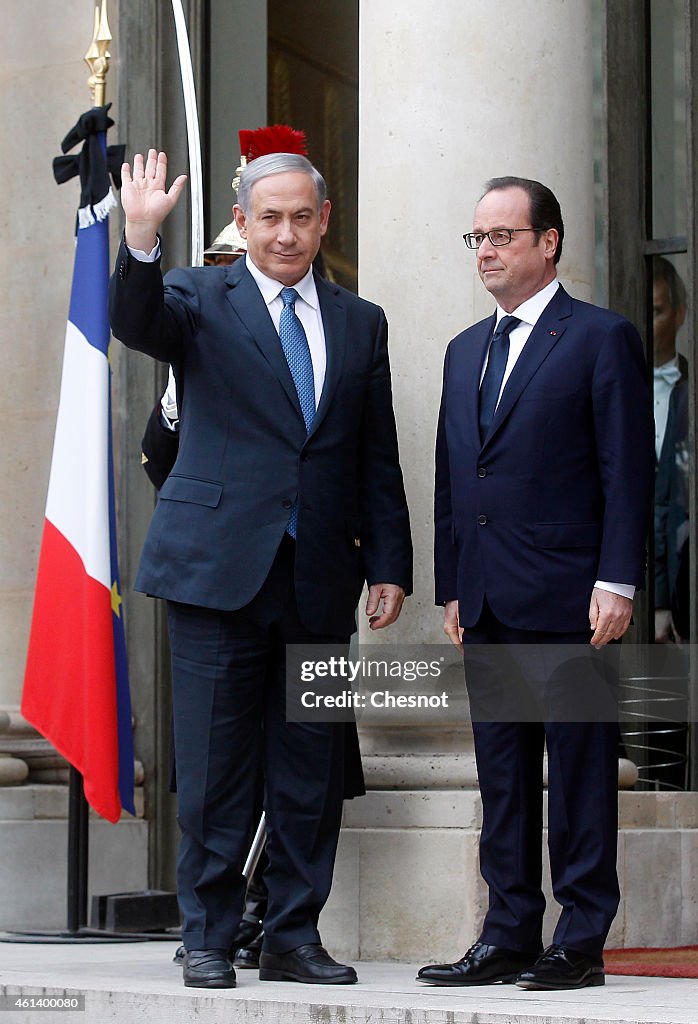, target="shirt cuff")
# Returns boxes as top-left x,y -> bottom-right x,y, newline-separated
594,580 -> 635,600
127,241 -> 161,262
